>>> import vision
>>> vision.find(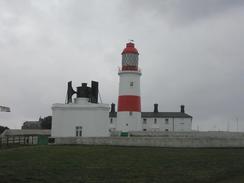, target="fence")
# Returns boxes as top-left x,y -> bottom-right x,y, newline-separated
0,136 -> 38,147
